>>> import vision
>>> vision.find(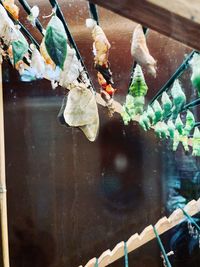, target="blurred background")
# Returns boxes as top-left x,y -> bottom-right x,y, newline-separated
1,0 -> 200,266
